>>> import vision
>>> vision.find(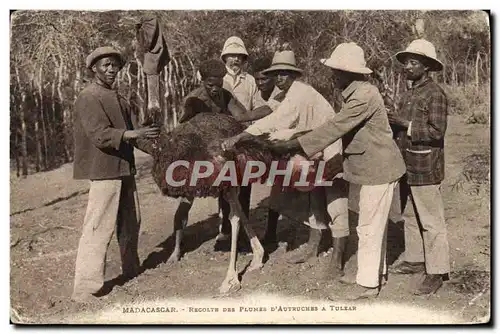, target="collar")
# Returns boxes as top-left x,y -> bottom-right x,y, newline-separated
225,67 -> 246,78
93,80 -> 113,90
410,76 -> 433,90
341,80 -> 364,101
